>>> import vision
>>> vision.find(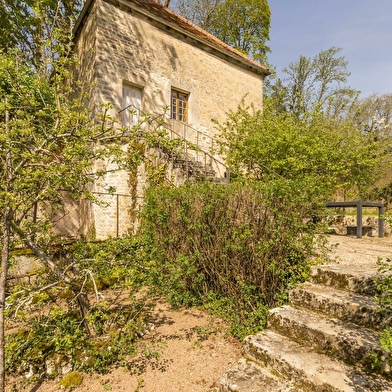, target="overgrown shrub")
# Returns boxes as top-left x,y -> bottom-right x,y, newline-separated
68,237 -> 148,290
375,214 -> 392,361
140,180 -> 324,337
5,237 -> 151,382
373,256 -> 392,373
6,299 -> 149,377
